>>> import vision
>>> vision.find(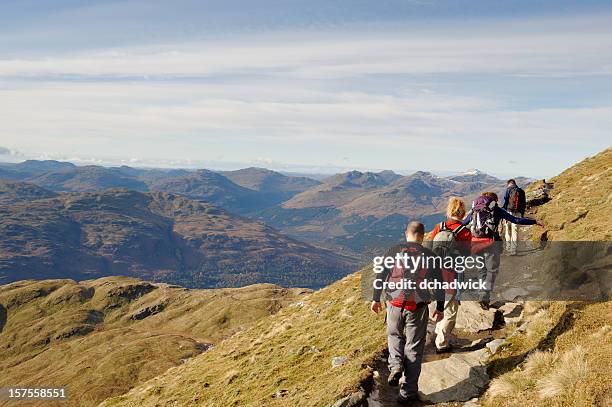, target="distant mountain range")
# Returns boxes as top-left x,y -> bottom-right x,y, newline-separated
0,160 -> 533,281
0,161 -> 320,215
0,181 -> 352,288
